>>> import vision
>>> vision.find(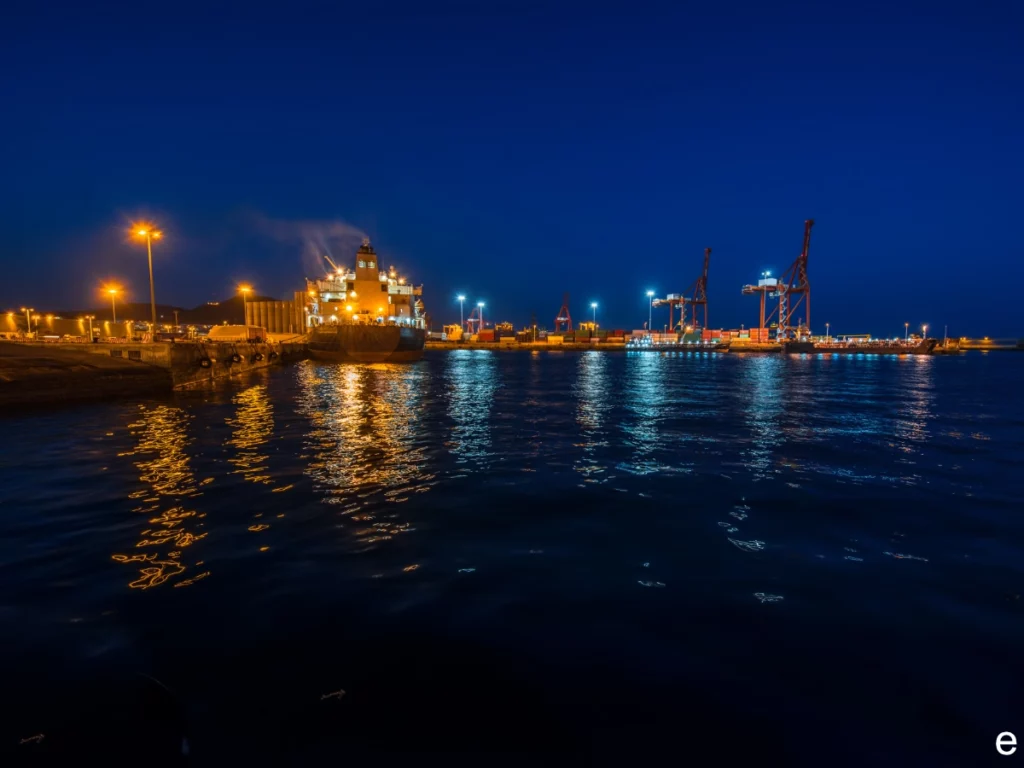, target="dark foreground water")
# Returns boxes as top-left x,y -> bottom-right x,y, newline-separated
2,350 -> 1023,765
